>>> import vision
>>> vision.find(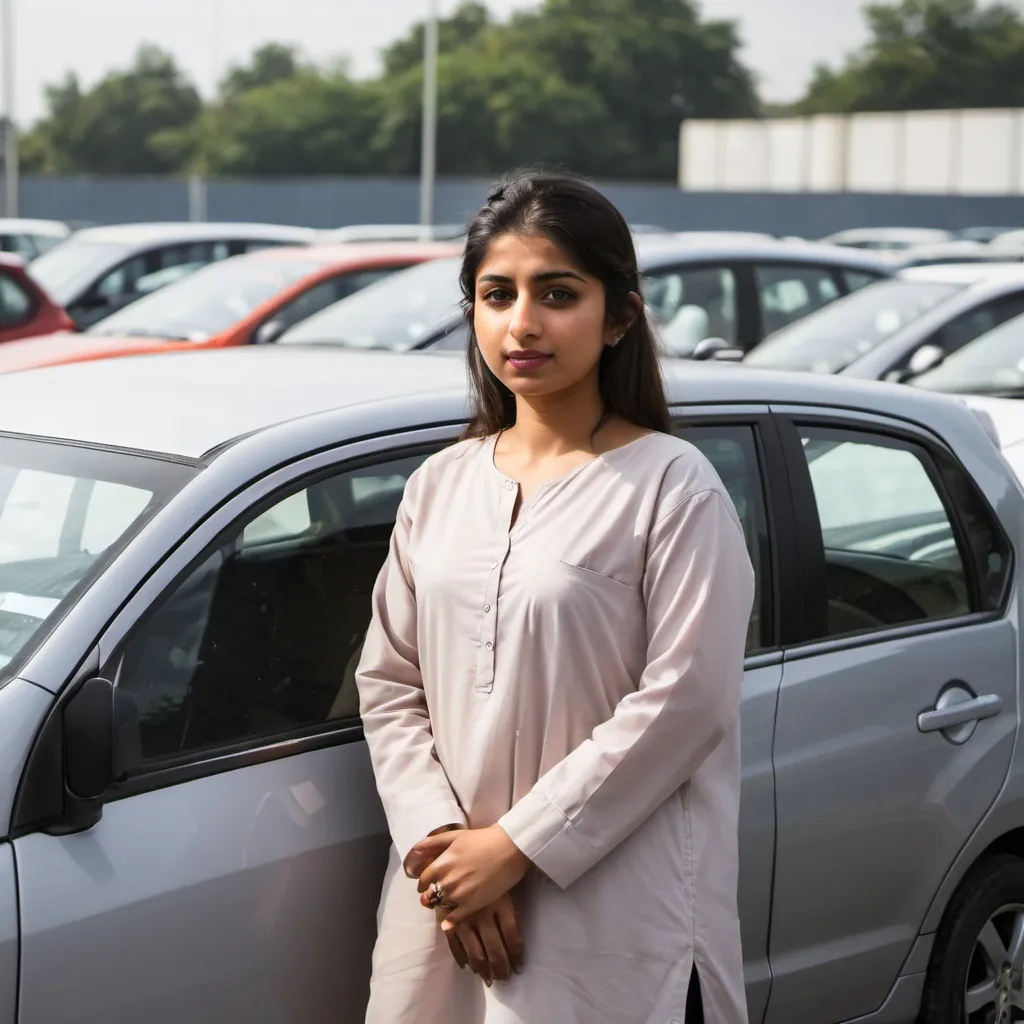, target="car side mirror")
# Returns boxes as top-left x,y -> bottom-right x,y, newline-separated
64,676 -> 141,810
692,337 -> 732,361
906,343 -> 946,378
253,319 -> 285,345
